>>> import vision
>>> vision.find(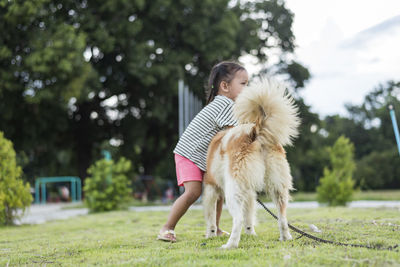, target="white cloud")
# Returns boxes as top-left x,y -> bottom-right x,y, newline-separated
284,0 -> 400,117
